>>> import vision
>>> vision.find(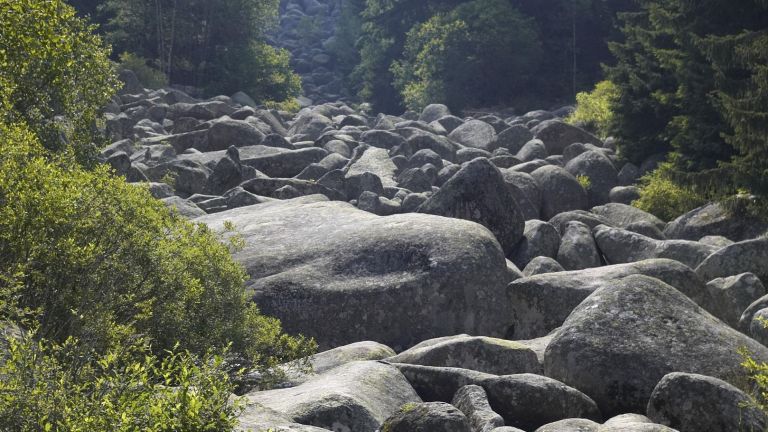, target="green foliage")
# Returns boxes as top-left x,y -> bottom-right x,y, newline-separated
101,0 -> 299,103
392,0 -> 541,112
0,0 -> 119,163
117,52 -> 168,89
0,122 -> 315,375
632,162 -> 707,221
566,80 -> 619,138
576,175 -> 592,191
0,333 -> 240,432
